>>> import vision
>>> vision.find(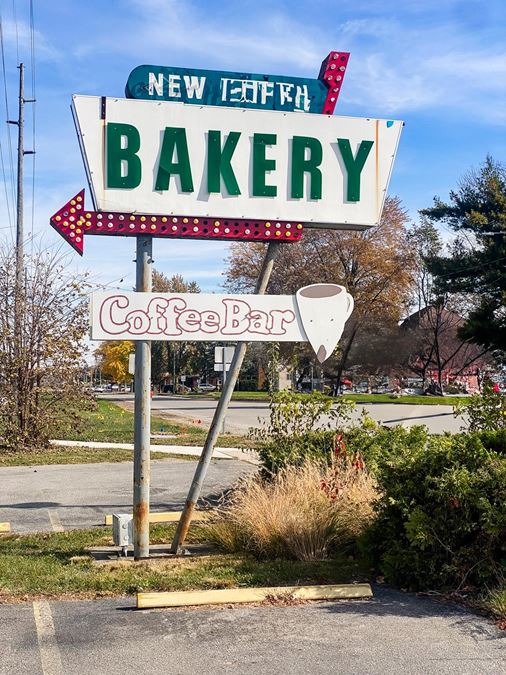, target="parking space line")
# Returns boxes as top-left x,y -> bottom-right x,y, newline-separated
33,600 -> 64,675
47,509 -> 64,533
